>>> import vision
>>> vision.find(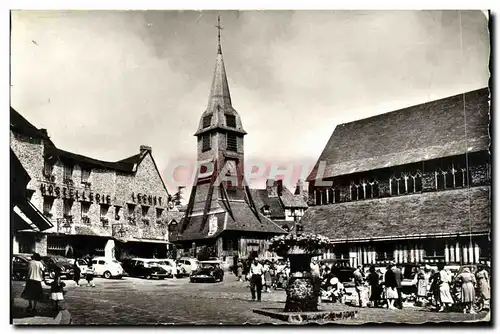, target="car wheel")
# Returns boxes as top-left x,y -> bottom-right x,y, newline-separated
103,271 -> 112,279
146,275 -> 152,280
49,271 -> 56,279
159,277 -> 165,280
190,278 -> 195,283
